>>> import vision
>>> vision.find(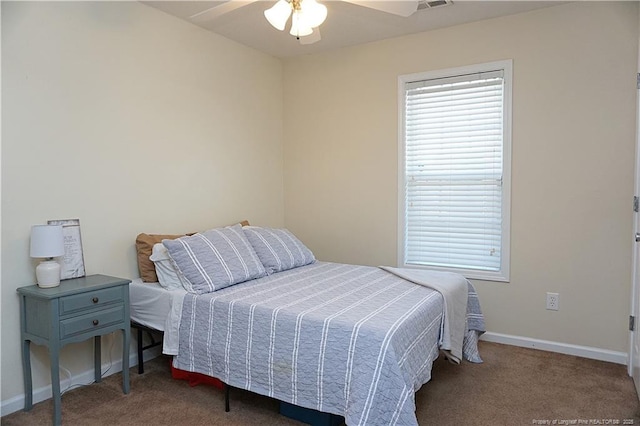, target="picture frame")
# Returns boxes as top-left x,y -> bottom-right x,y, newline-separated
47,218 -> 86,280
